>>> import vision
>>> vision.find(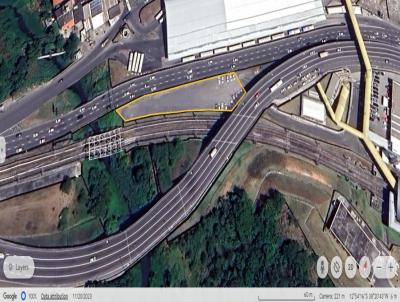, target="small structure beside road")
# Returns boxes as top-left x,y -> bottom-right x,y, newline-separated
301,94 -> 326,124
